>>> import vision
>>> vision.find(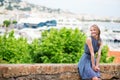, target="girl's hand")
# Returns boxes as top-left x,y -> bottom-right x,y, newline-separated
92,65 -> 96,71
92,65 -> 100,72
94,66 -> 100,72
